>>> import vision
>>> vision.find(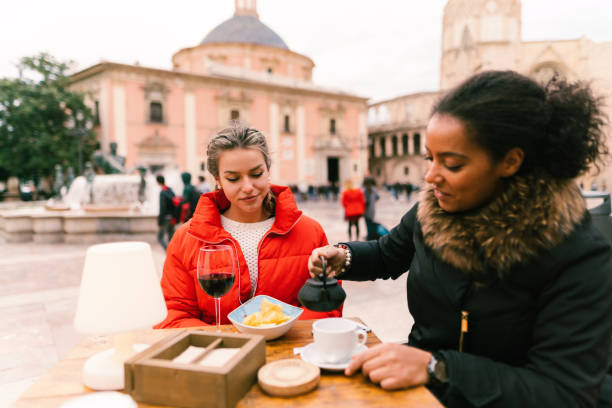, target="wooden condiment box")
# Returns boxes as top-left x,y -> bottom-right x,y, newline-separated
124,330 -> 266,408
